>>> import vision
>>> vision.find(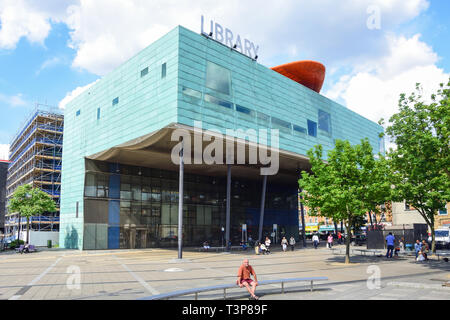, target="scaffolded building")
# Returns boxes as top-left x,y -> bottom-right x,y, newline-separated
5,105 -> 63,237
